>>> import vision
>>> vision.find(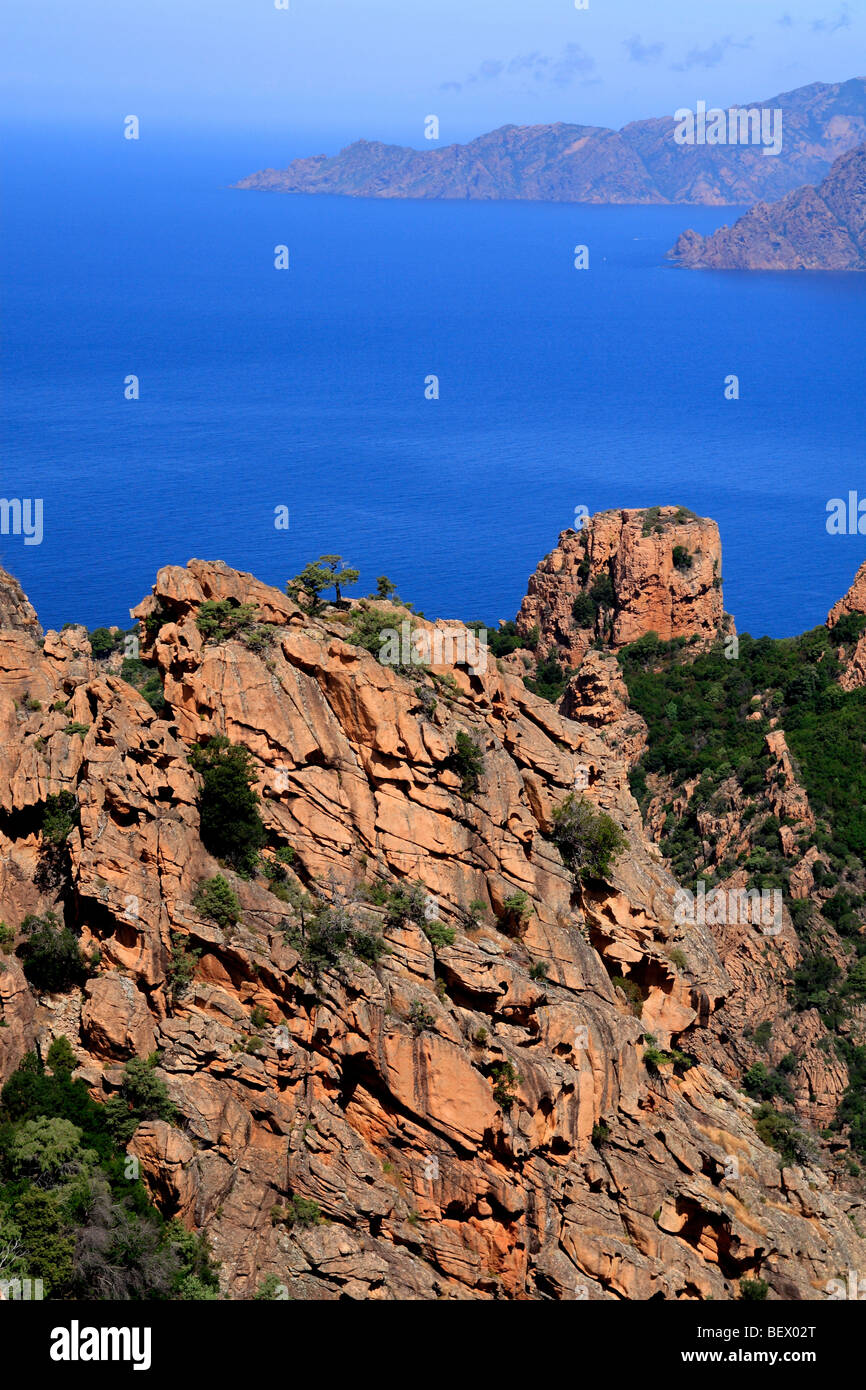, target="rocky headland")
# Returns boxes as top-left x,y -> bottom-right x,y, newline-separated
236,79 -> 866,207
671,142 -> 866,270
